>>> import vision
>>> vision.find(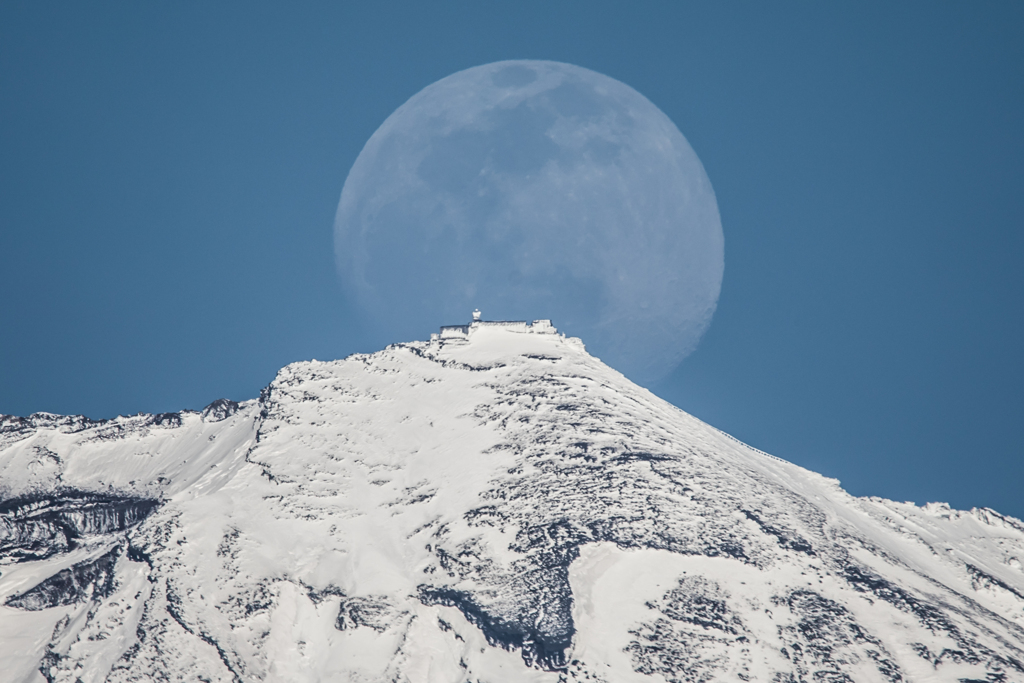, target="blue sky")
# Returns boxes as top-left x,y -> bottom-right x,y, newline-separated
1,2 -> 1021,520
